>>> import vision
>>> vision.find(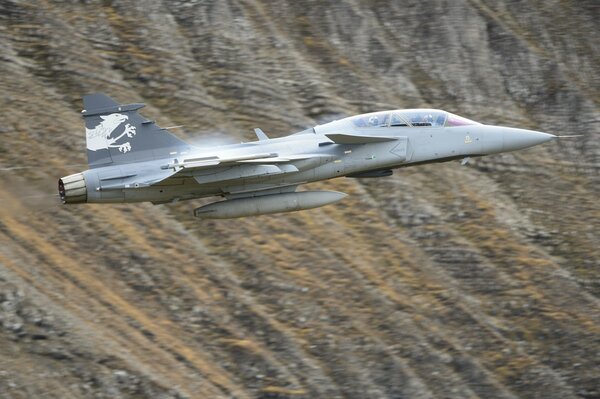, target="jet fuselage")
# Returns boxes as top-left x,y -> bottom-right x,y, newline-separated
58,96 -> 556,218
